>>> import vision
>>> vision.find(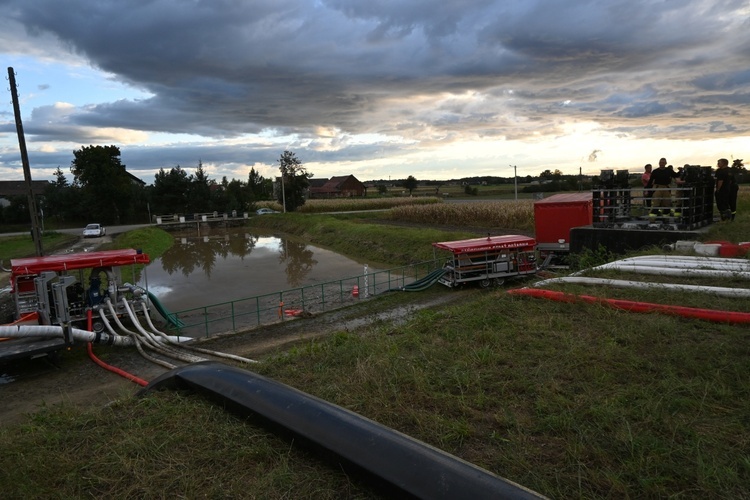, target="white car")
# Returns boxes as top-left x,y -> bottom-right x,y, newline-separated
82,223 -> 106,238
256,208 -> 280,215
